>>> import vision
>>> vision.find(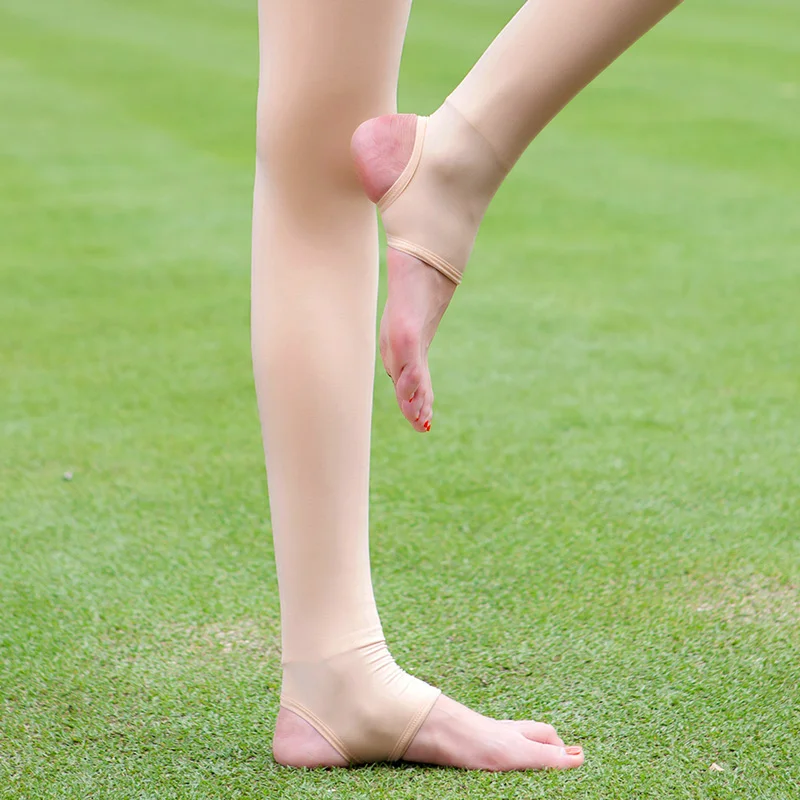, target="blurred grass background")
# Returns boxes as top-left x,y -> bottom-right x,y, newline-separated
1,0 -> 799,797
